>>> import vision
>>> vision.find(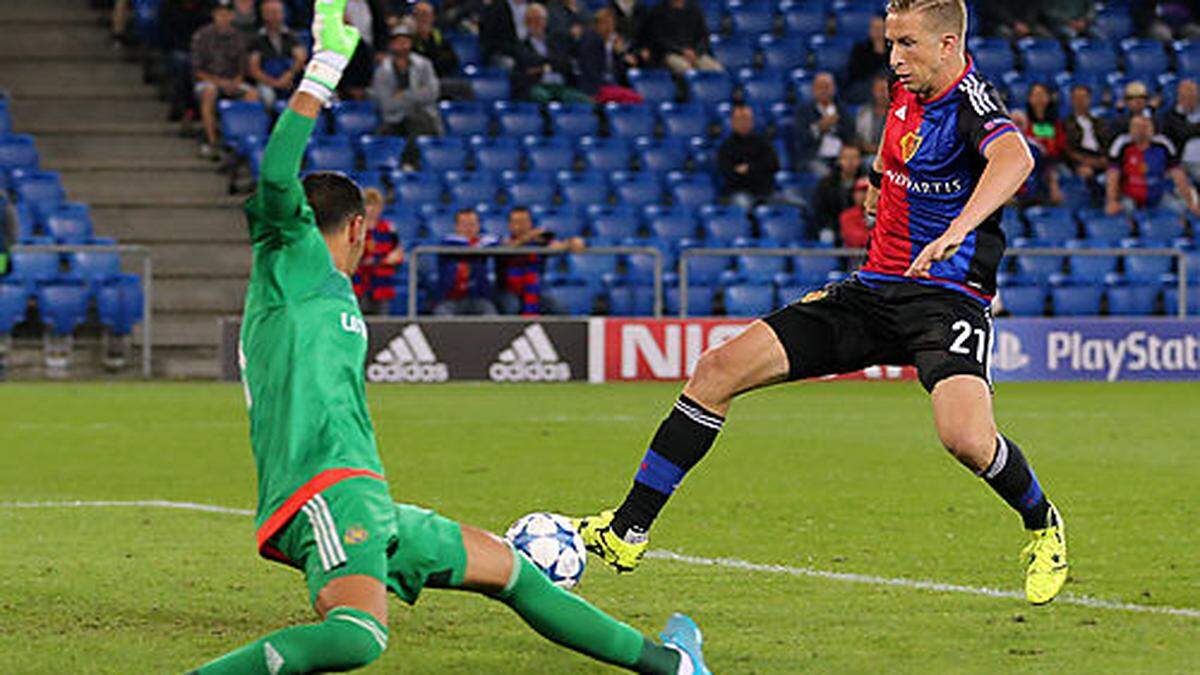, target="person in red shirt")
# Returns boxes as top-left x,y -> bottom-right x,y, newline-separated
353,188 -> 406,314
838,177 -> 872,249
